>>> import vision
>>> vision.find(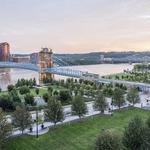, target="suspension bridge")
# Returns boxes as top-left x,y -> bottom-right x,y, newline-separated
0,60 -> 150,91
